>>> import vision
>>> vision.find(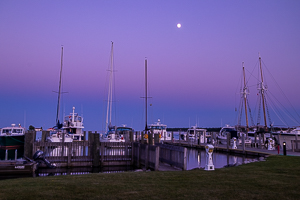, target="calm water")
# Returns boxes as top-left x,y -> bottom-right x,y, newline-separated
186,148 -> 259,170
